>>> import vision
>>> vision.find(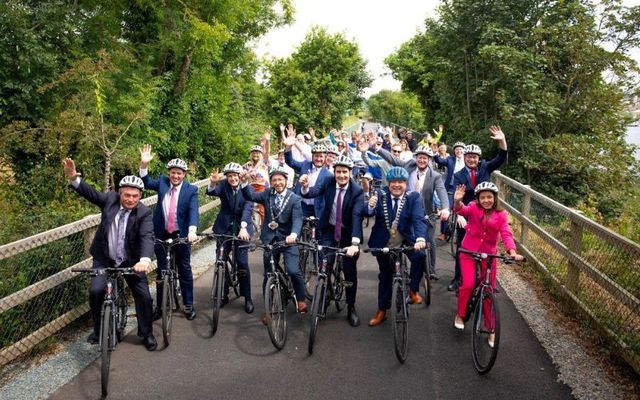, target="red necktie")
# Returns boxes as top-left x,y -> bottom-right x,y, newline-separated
334,188 -> 345,242
167,187 -> 177,232
470,169 -> 477,187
